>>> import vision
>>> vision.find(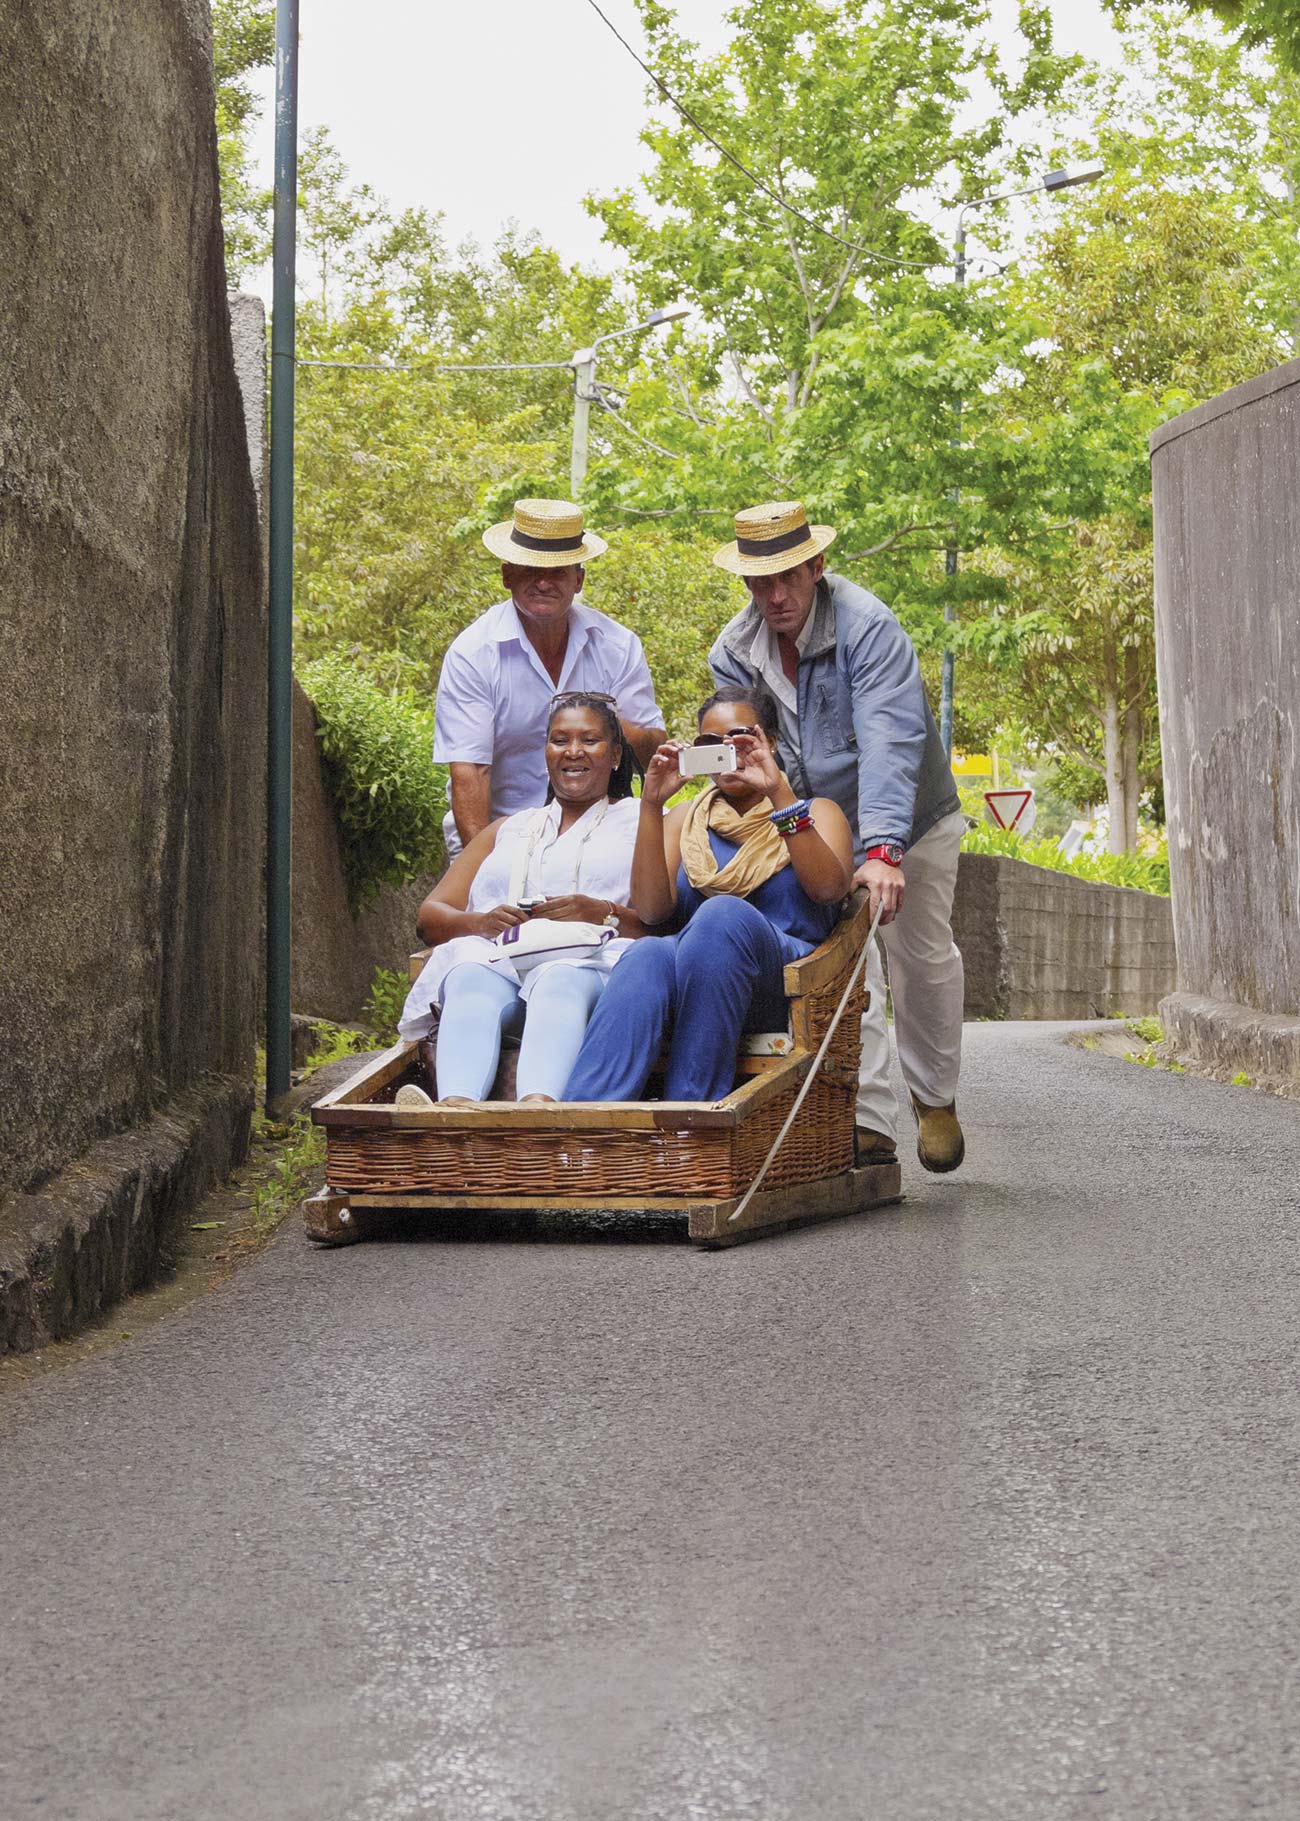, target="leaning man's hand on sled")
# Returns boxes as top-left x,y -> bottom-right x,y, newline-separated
853,856 -> 906,925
